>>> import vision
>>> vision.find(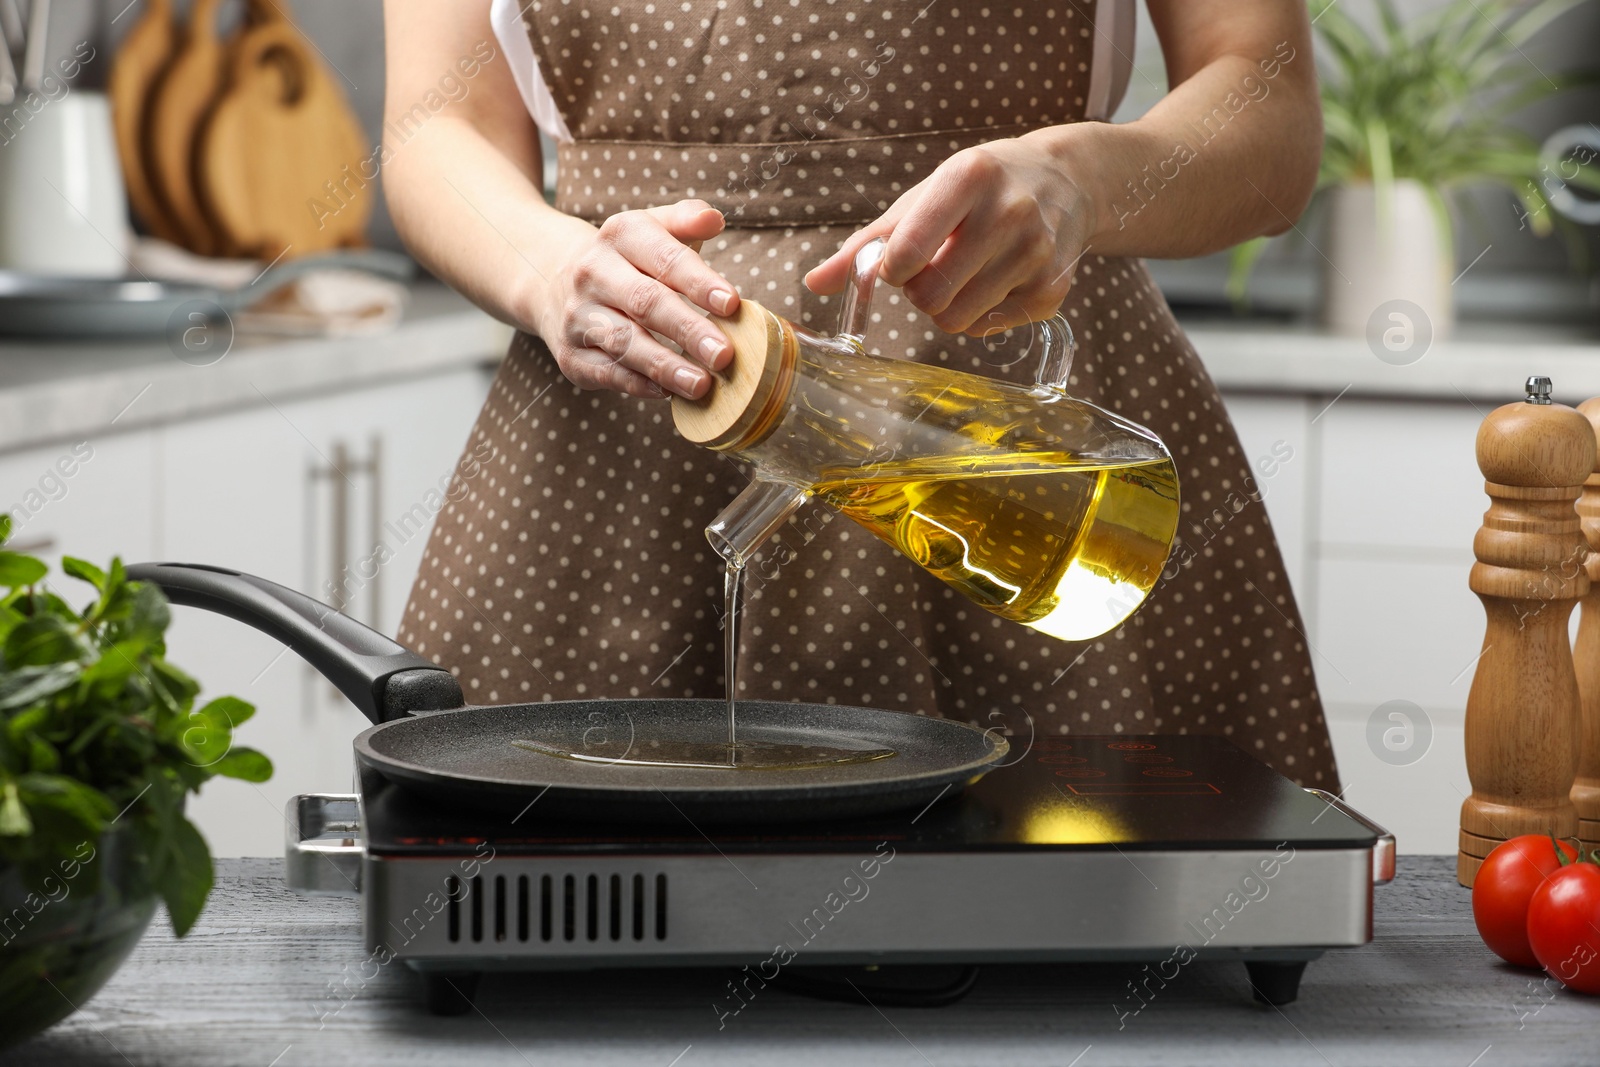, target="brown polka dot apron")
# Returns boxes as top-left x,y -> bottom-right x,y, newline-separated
398,0 -> 1339,787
